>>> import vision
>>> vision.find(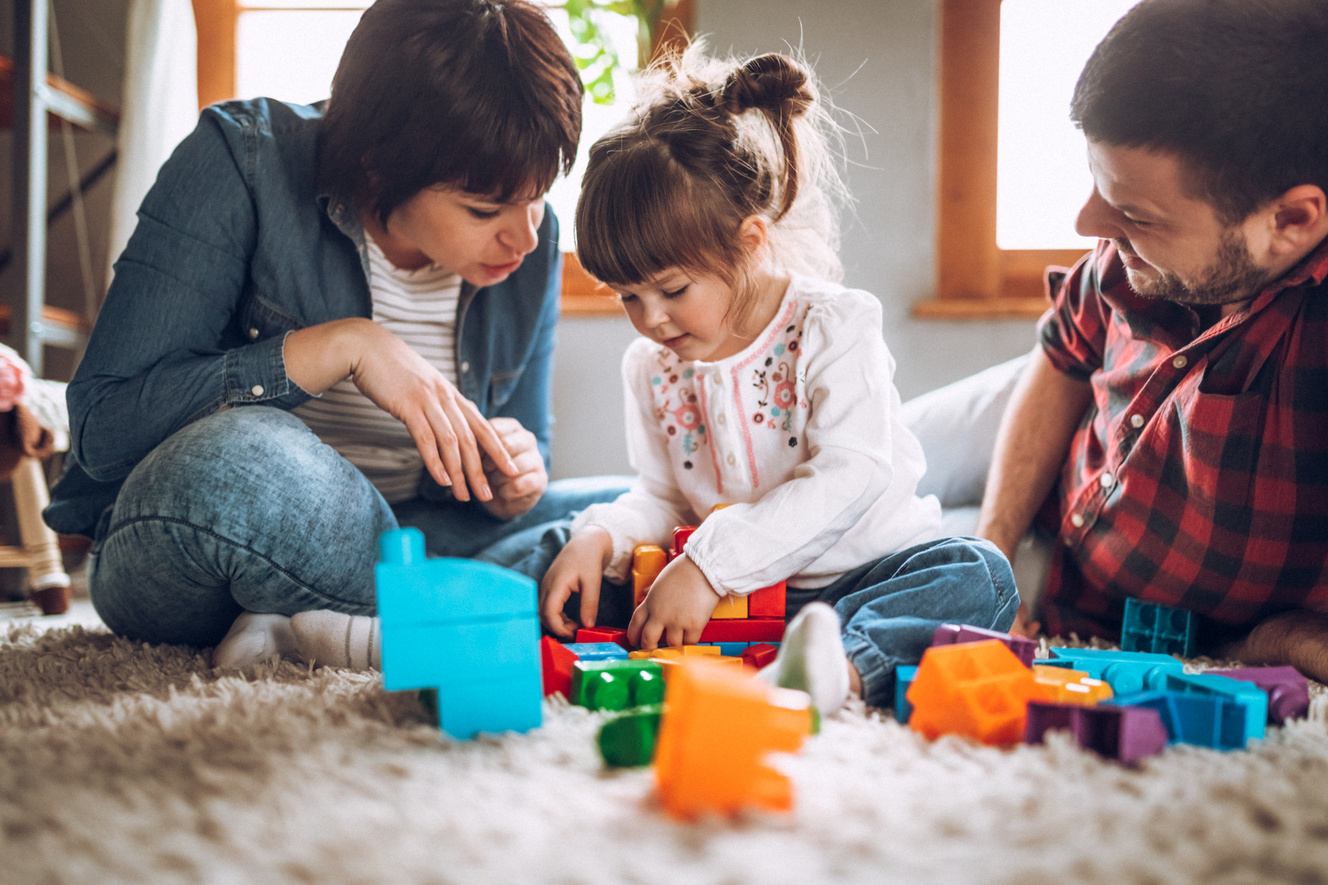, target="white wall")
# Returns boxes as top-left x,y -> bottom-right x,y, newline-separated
549,0 -> 1040,480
